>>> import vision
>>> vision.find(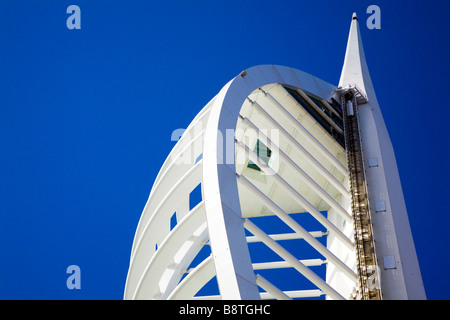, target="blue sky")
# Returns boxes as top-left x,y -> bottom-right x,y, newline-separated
0,0 -> 449,299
